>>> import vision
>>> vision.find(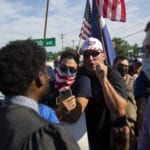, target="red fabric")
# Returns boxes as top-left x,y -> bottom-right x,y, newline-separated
55,68 -> 75,92
96,0 -> 126,22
